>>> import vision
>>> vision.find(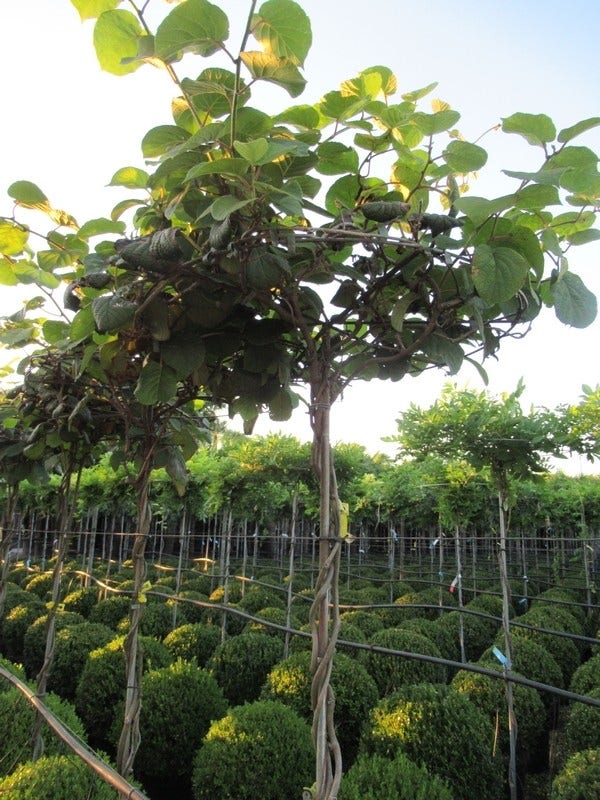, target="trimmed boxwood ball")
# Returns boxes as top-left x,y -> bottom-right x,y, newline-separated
511,611 -> 581,685
47,622 -> 114,700
61,587 -> 99,618
117,600 -> 173,639
182,575 -> 213,595
570,652 -> 600,696
337,621 -> 368,659
209,582 -> 244,604
163,622 -> 222,666
0,600 -> 46,662
0,754 -> 121,800
398,617 -> 460,664
340,609 -> 385,638
117,660 -> 227,787
87,595 -> 131,630
0,689 -> 87,776
563,688 -> 600,756
208,631 -> 283,706
360,627 -> 447,696
360,683 -> 503,800
22,611 -> 85,679
551,747 -> 600,800
262,650 -> 379,764
435,608 -> 499,663
243,606 -> 302,638
533,588 -> 587,629
75,634 -> 172,748
452,663 -> 547,765
192,700 -> 314,800
338,751 -> 454,800
237,584 -> 284,614
173,590 -> 210,623
23,571 -> 55,600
